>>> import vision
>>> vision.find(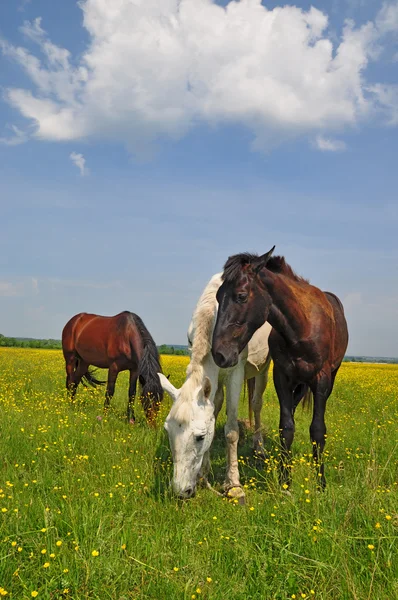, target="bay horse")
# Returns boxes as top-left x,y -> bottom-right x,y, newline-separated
158,273 -> 272,502
211,248 -> 348,489
62,311 -> 163,423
